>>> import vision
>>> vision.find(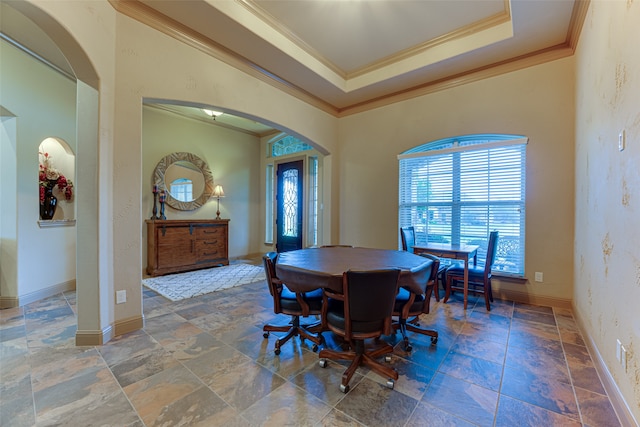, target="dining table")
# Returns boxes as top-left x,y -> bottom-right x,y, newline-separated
412,242 -> 479,310
275,246 -> 434,296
